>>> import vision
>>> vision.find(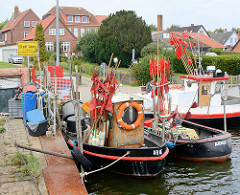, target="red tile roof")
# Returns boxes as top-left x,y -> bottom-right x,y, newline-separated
24,15 -> 77,41
23,15 -> 55,40
44,6 -> 101,26
95,15 -> 108,24
171,32 -> 226,48
2,9 -> 31,32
